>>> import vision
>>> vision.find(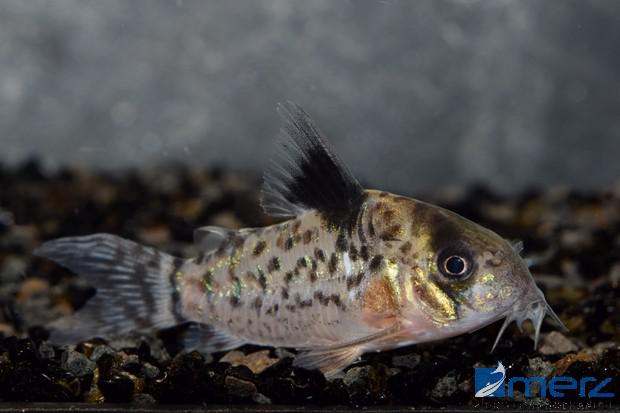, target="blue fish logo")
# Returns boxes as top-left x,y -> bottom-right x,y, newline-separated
474,362 -> 506,397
